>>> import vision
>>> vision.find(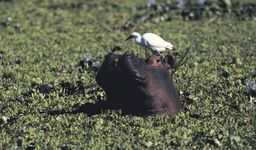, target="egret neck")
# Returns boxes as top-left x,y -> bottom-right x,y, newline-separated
134,35 -> 143,46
